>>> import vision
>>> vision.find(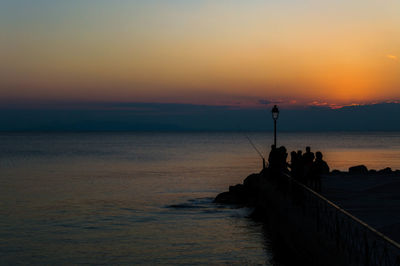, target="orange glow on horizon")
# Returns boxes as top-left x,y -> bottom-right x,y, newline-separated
1,1 -> 400,106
